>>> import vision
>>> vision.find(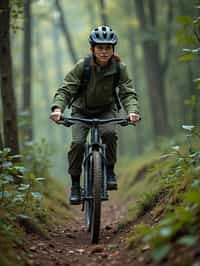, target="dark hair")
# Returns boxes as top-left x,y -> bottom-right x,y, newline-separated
112,54 -> 121,62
